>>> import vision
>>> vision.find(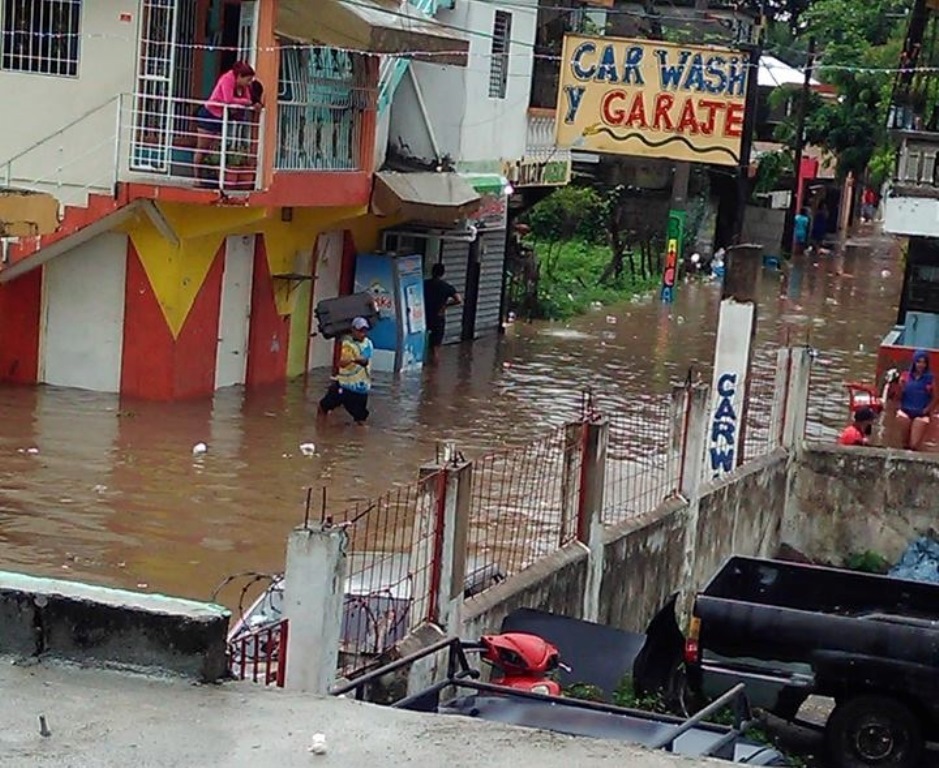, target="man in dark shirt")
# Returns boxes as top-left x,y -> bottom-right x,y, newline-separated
423,263 -> 462,364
